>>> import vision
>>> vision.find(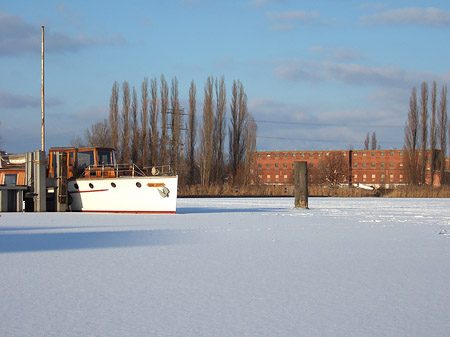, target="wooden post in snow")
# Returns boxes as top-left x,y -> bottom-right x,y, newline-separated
294,161 -> 308,209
